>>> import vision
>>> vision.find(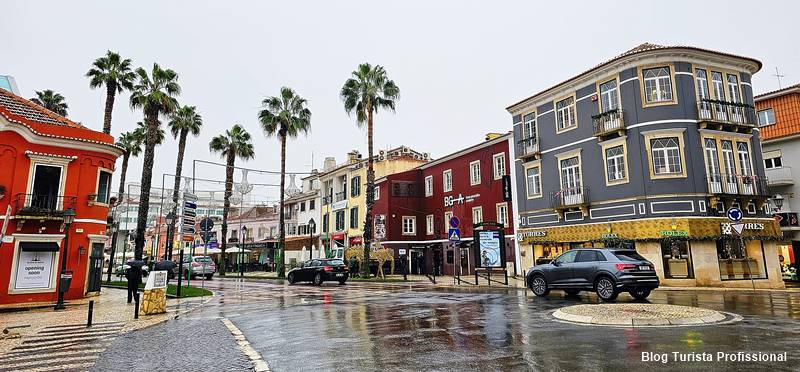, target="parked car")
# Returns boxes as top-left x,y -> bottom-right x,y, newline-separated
287,258 -> 349,285
526,248 -> 659,301
173,256 -> 216,280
